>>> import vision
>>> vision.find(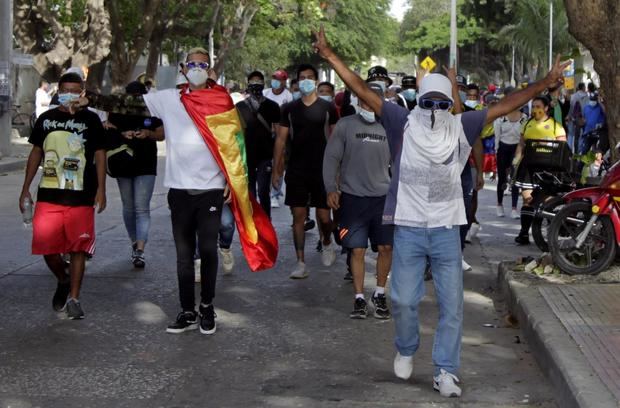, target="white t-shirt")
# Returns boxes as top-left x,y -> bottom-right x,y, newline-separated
35,88 -> 51,118
143,88 -> 225,190
263,88 -> 292,107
